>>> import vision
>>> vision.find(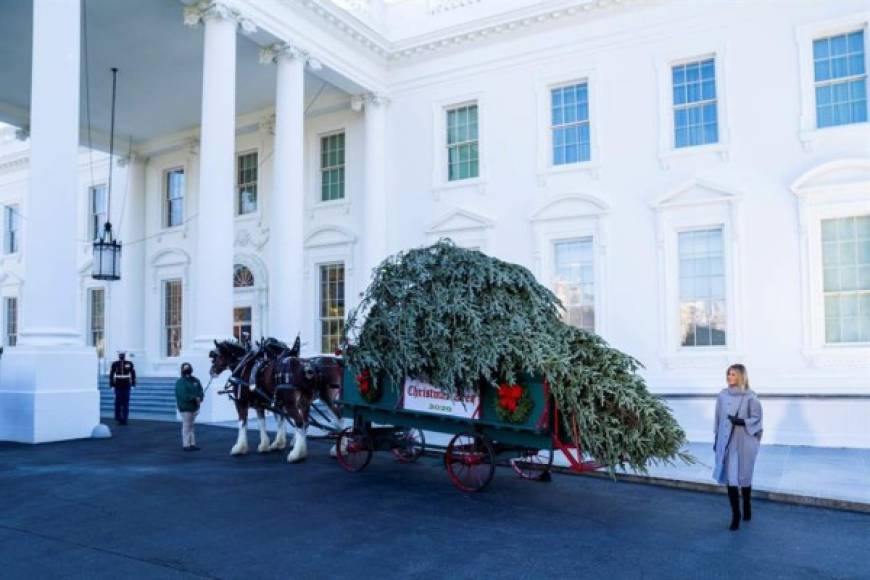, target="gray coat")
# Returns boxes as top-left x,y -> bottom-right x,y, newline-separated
713,387 -> 763,486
